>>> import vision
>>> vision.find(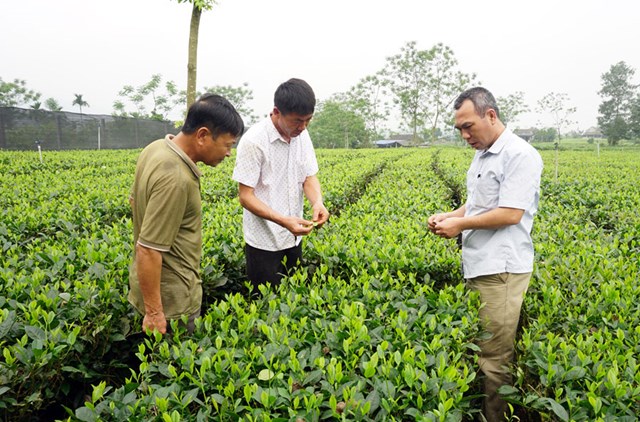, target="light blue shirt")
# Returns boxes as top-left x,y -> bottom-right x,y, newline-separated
462,129 -> 543,279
